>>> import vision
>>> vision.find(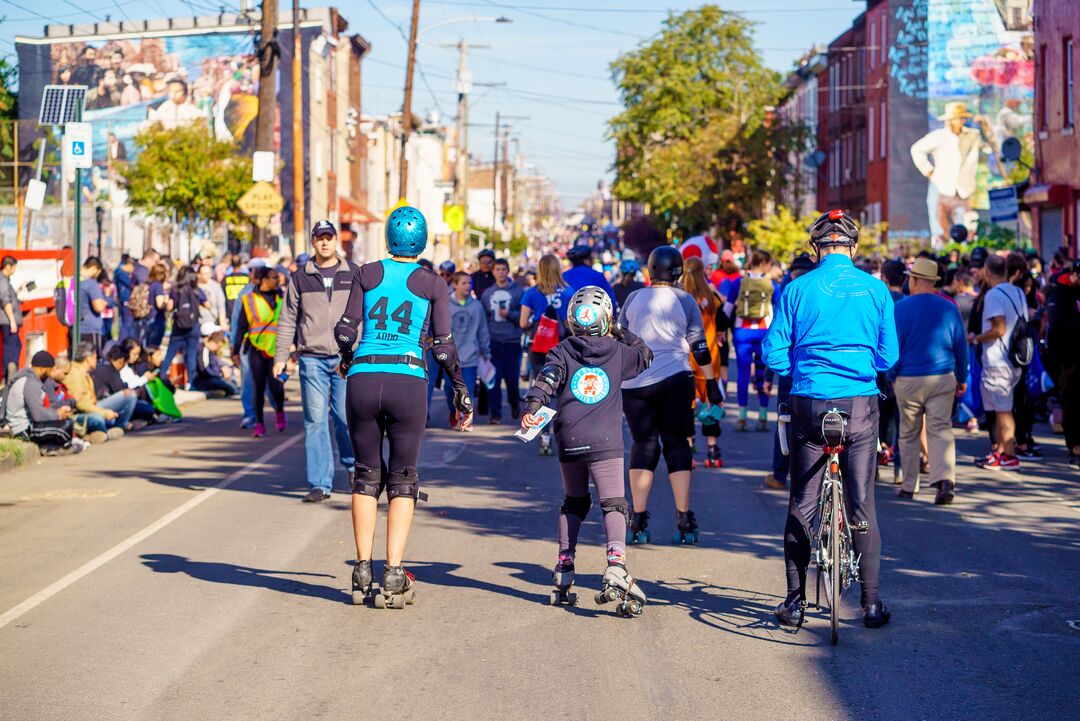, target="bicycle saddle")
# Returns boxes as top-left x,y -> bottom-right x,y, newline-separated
820,408 -> 849,447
